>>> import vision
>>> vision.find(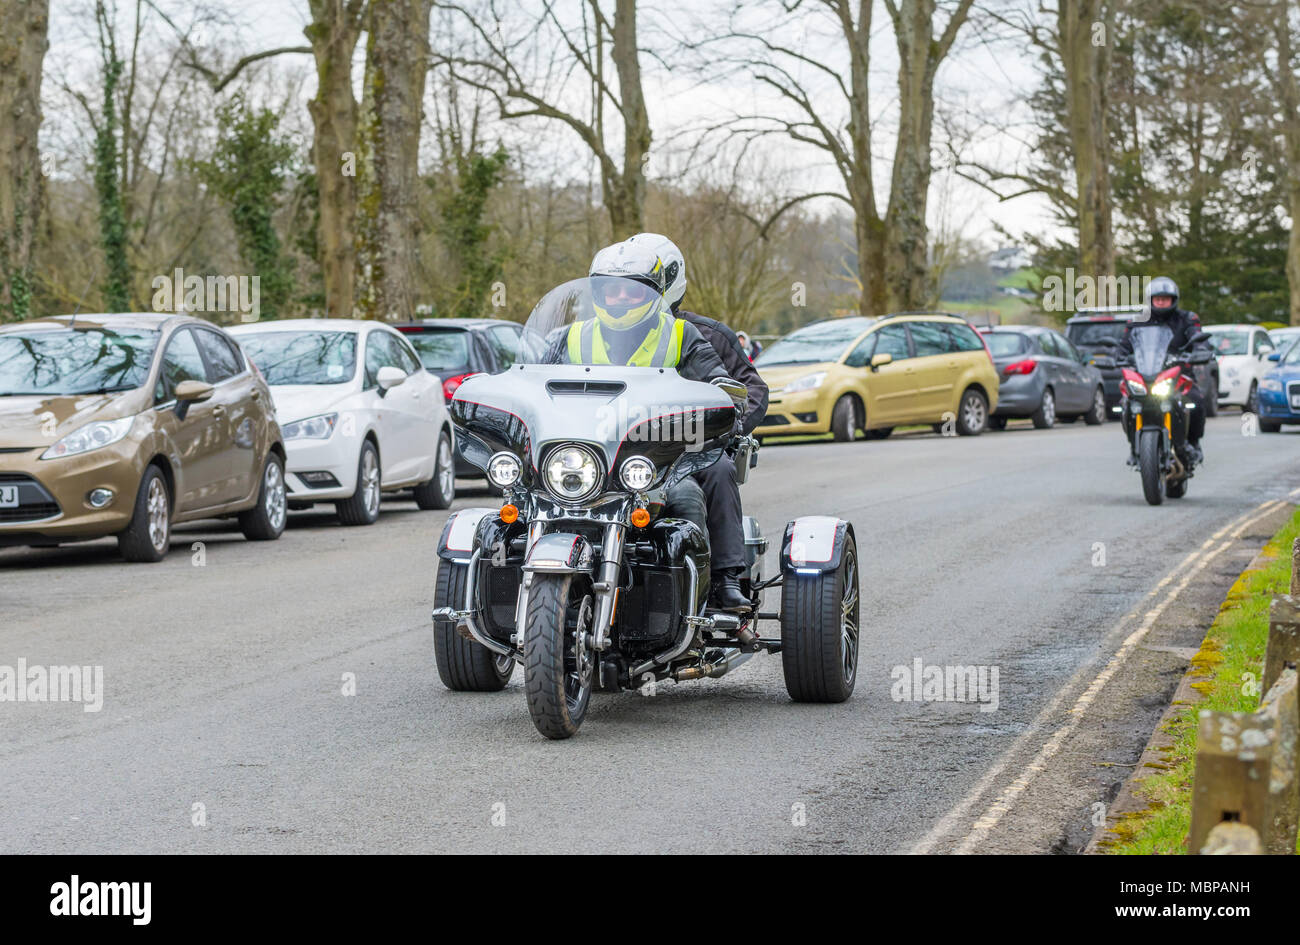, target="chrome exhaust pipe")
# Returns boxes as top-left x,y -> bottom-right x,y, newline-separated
672,649 -> 755,682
